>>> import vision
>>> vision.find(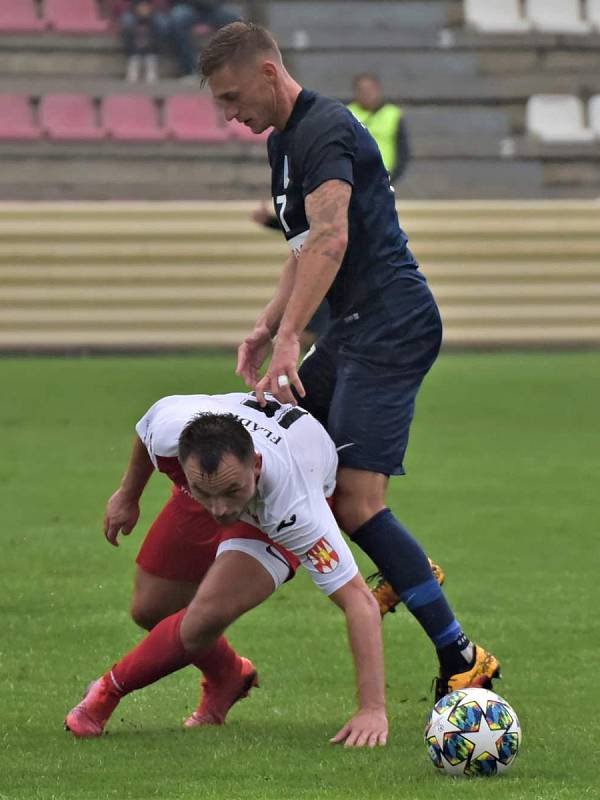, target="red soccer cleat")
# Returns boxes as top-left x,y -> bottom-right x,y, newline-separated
184,656 -> 259,728
64,674 -> 122,737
